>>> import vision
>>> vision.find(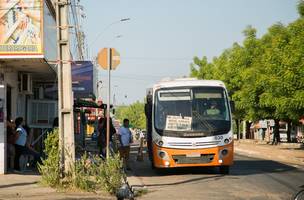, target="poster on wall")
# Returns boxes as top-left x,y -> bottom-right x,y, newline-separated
0,0 -> 43,57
